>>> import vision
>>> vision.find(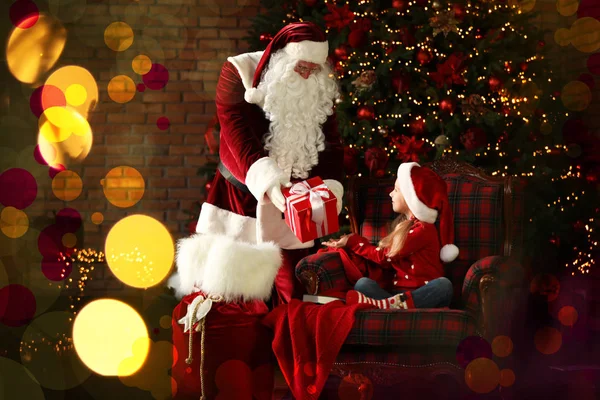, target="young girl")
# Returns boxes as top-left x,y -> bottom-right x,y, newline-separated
322,162 -> 459,309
